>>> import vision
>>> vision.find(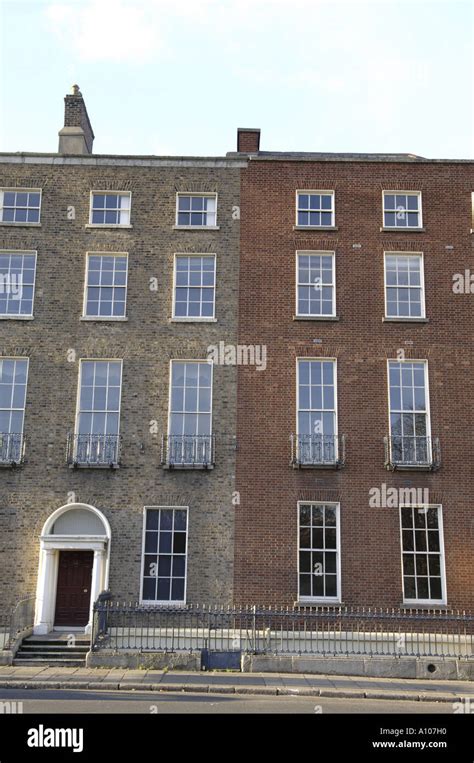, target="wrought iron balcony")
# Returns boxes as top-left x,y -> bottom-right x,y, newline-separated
0,433 -> 25,466
384,435 -> 440,471
66,433 -> 121,468
161,434 -> 215,469
290,434 -> 345,468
